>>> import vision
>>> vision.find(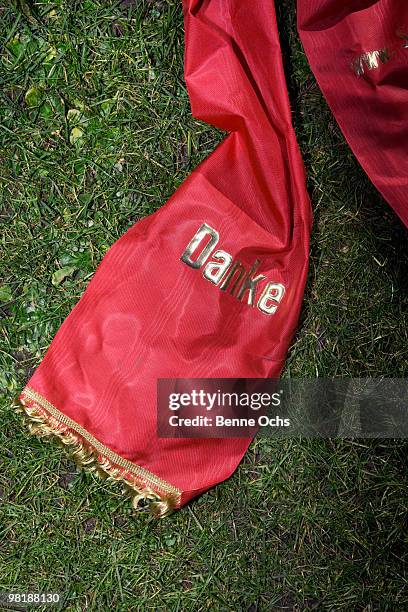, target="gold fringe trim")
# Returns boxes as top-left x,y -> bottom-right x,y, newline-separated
22,387 -> 180,498
16,389 -> 182,517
